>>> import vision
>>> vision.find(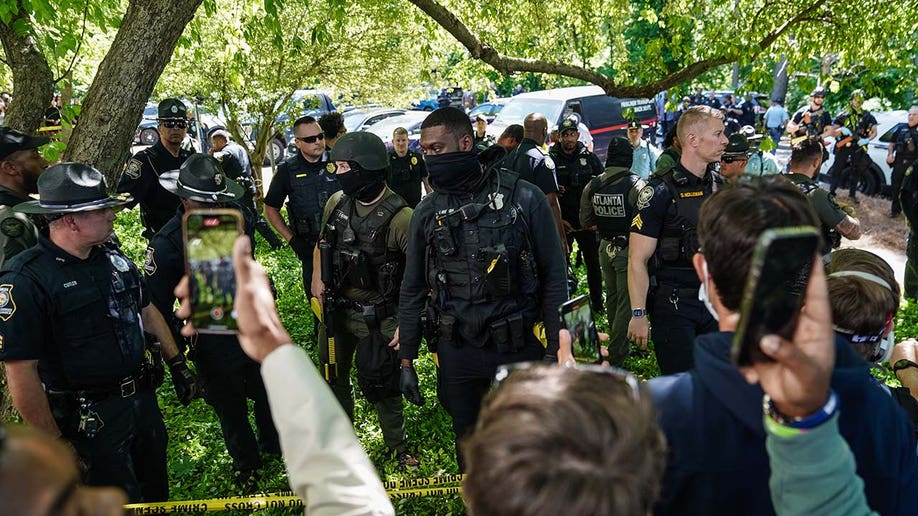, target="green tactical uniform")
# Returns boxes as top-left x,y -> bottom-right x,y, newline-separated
655,147 -> 681,176
579,166 -> 645,365
317,188 -> 413,454
0,185 -> 42,268
900,161 -> 918,297
787,172 -> 847,255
